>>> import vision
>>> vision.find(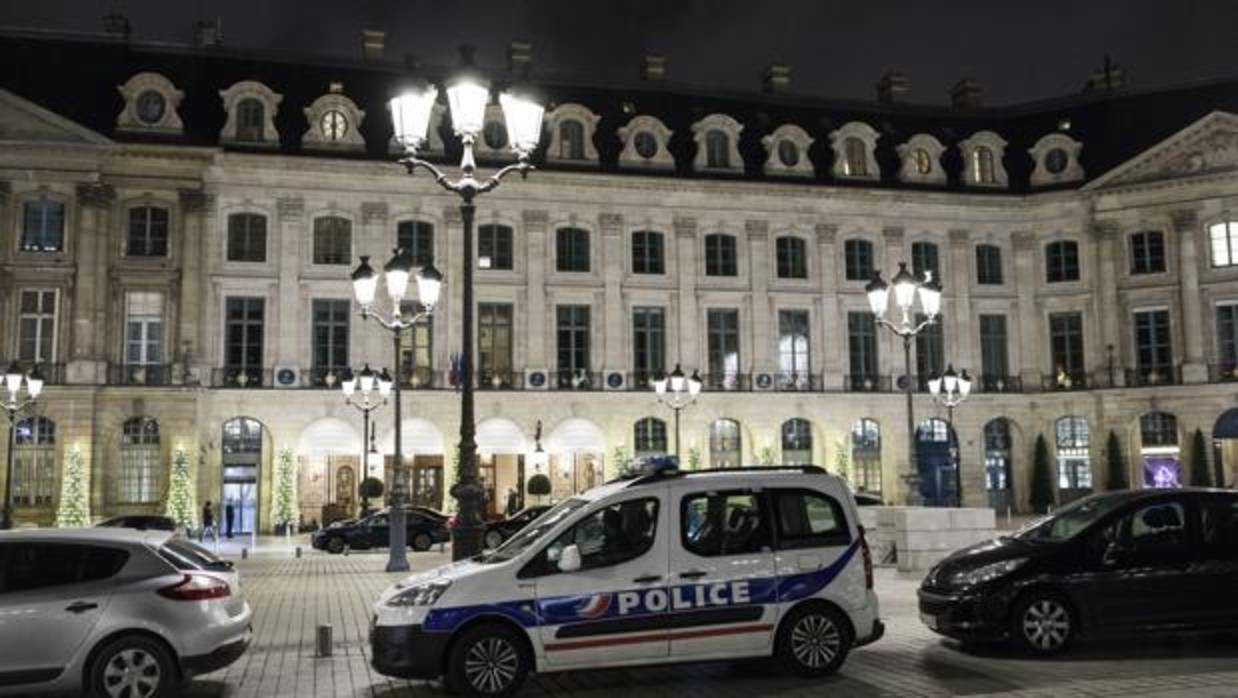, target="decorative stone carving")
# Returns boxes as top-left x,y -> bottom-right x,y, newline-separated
178,189 -> 210,214
673,216 -> 697,238
522,210 -> 550,226
116,72 -> 184,135
276,197 -> 304,219
745,220 -> 769,239
598,212 -> 623,229
897,134 -> 947,185
618,115 -> 675,171
544,103 -> 601,165
1091,221 -> 1119,240
1086,112 -> 1238,190
1170,208 -> 1199,232
691,114 -> 744,174
218,80 -> 283,147
361,202 -> 388,225
948,229 -> 970,244
829,121 -> 881,181
1029,133 -> 1084,186
882,225 -> 905,242
1012,231 -> 1036,251
301,92 -> 366,152
815,223 -> 837,244
76,183 -> 116,208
